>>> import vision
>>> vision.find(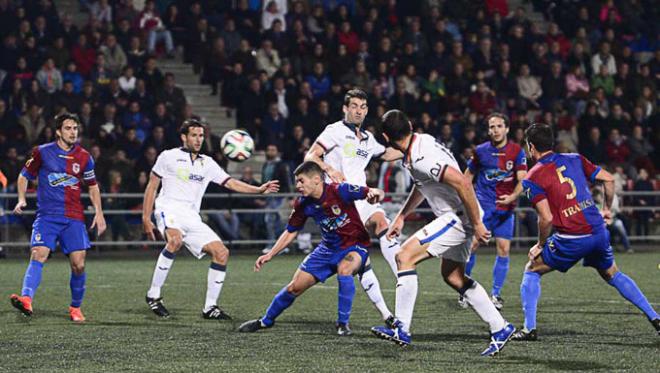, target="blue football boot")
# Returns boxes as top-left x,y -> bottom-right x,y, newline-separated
481,322 -> 515,357
371,319 -> 411,346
